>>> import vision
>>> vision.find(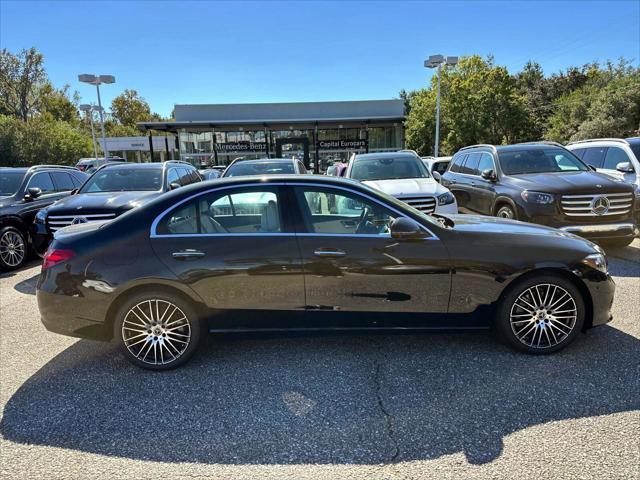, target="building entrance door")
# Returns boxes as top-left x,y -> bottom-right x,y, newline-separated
275,137 -> 310,170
